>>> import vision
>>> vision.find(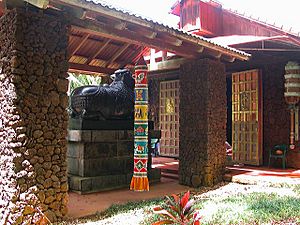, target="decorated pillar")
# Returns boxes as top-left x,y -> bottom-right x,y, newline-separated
130,58 -> 150,191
